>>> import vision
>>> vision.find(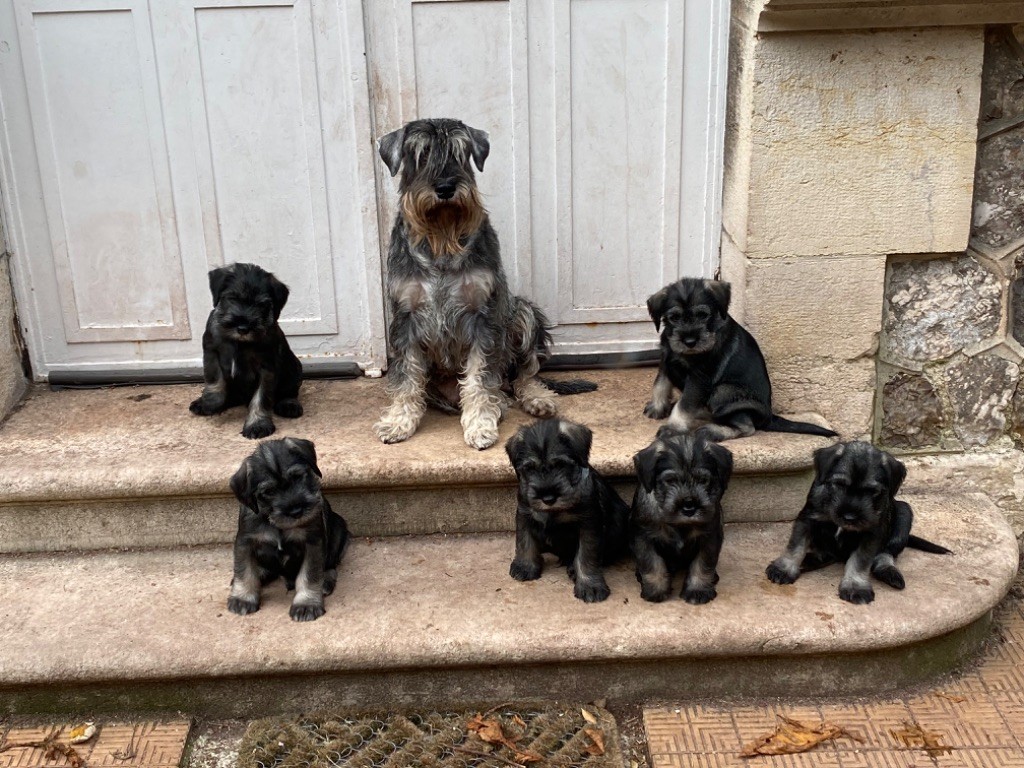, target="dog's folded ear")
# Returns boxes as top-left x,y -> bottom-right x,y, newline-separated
268,273 -> 290,320
378,127 -> 406,177
646,286 -> 671,331
882,451 -> 907,497
633,443 -> 661,492
558,420 -> 593,463
505,428 -> 527,467
466,126 -> 490,172
284,437 -> 322,478
703,439 -> 734,488
812,442 -> 846,482
704,280 -> 732,317
230,457 -> 257,509
208,265 -> 235,306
